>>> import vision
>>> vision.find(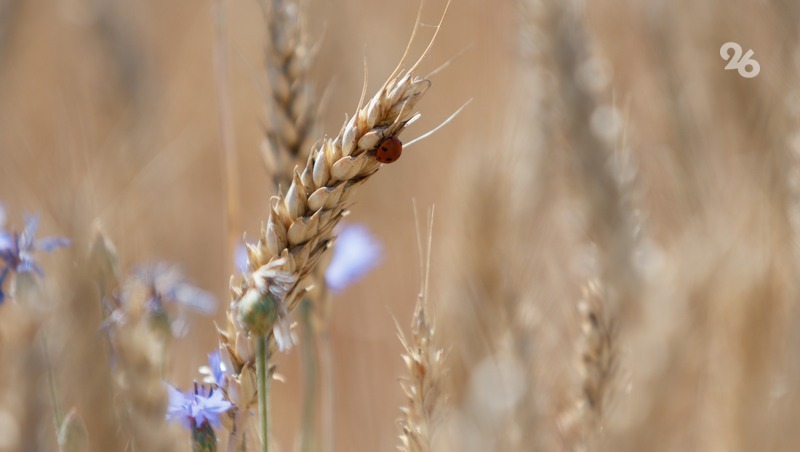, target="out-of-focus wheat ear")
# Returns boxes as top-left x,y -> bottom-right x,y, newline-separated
558,278 -> 616,450
541,0 -> 638,323
578,281 -> 615,420
260,0 -> 320,191
108,280 -> 183,452
396,205 -> 447,452
93,232 -> 181,452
